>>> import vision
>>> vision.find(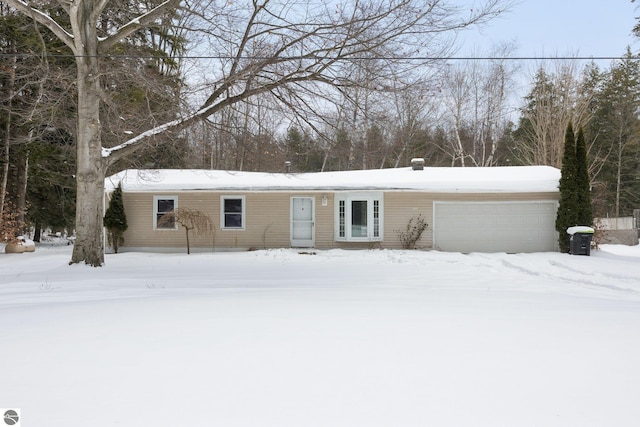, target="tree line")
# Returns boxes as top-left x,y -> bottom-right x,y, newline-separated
187,51 -> 640,220
0,0 -> 639,264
